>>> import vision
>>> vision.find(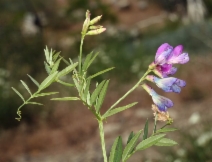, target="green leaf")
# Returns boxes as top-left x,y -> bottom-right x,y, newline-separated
95,80 -> 109,112
27,74 -> 40,87
50,58 -> 62,74
87,91 -> 91,106
103,102 -> 138,119
38,71 -> 58,91
53,51 -> 61,62
109,136 -> 123,162
122,130 -> 142,161
82,51 -> 93,71
51,97 -> 80,101
20,80 -> 32,96
57,62 -> 78,78
34,92 -> 59,97
26,102 -> 43,105
11,87 -> 25,102
127,132 -> 134,144
90,80 -> 106,106
87,52 -> 99,69
143,119 -> 149,140
44,61 -> 51,74
136,134 -> 166,151
49,49 -> 53,64
44,46 -> 50,62
156,128 -> 177,134
88,67 -> 114,79
155,138 -> 178,147
62,57 -> 70,66
57,80 -> 74,87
